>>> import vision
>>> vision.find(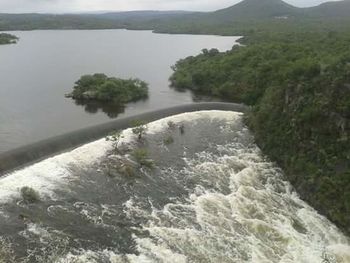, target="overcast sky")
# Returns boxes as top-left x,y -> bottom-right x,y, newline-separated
0,0 -> 340,13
